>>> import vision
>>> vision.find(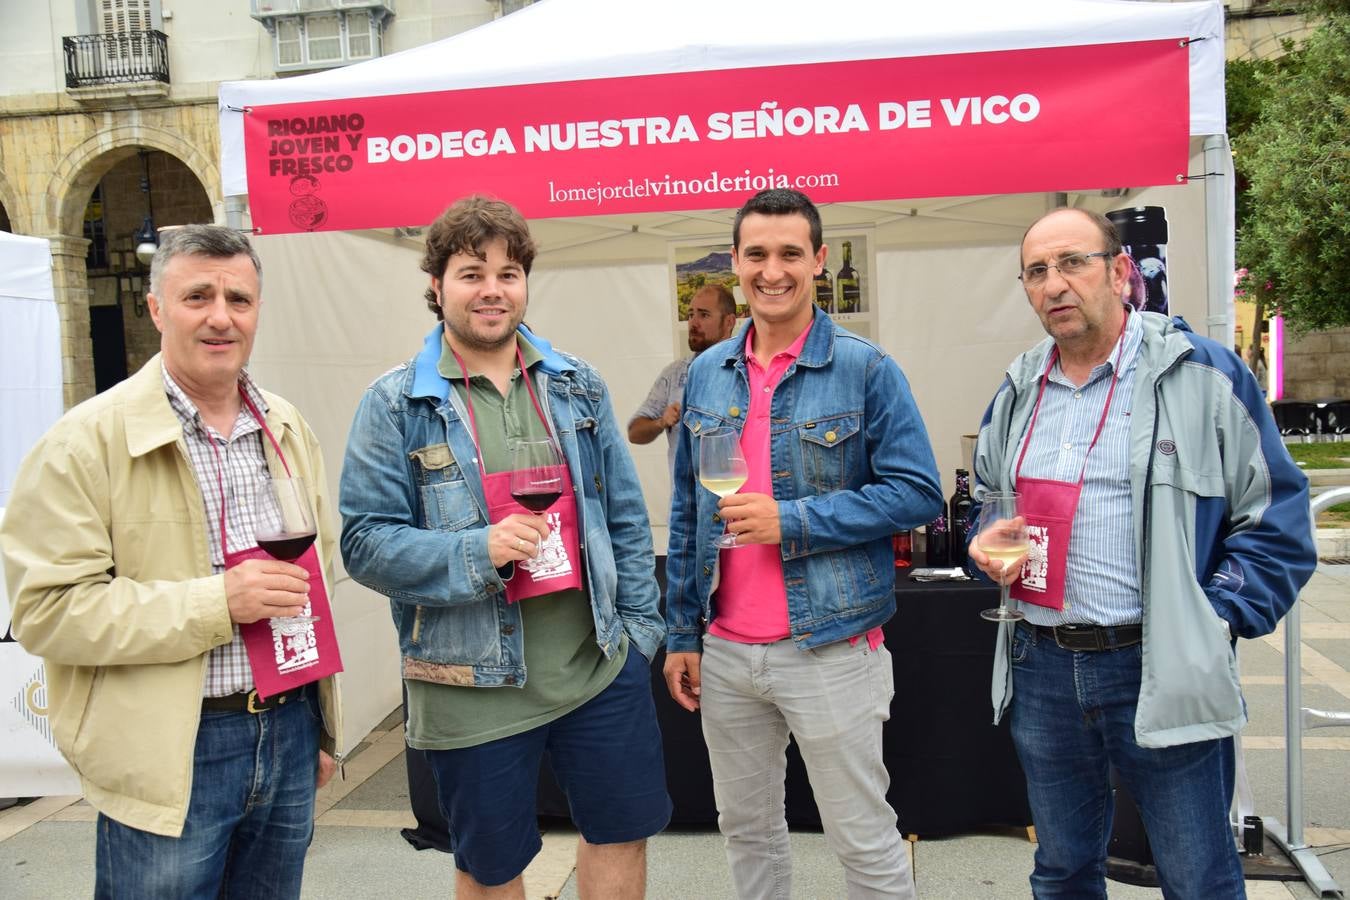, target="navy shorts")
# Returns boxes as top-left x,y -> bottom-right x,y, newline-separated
425,646 -> 672,887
